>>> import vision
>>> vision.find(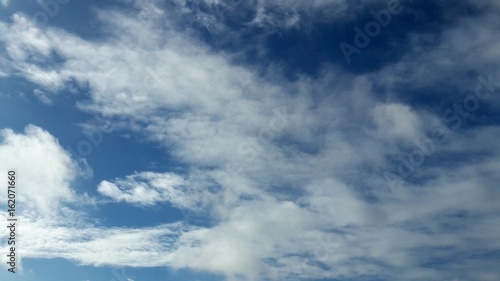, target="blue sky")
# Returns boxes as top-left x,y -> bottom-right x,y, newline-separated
0,0 -> 500,280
